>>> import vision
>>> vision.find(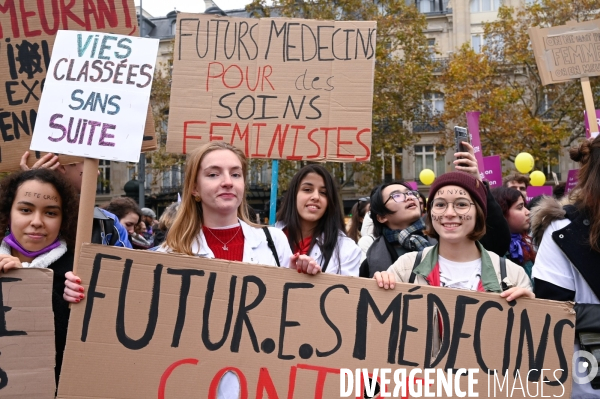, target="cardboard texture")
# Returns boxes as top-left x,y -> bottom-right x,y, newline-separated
167,14 -> 376,161
0,0 -> 157,172
59,244 -> 575,398
30,30 -> 159,162
529,19 -> 600,86
0,268 -> 55,398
